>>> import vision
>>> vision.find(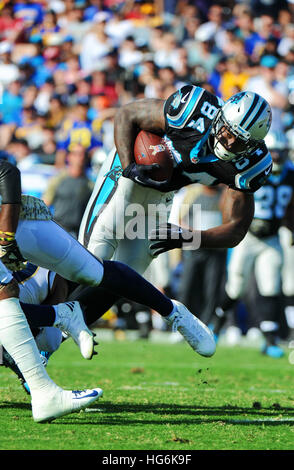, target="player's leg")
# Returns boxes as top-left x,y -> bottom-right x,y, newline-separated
79,148 -> 120,249
12,267 -> 90,357
212,233 -> 257,337
201,249 -> 227,325
0,263 -> 103,421
80,147 -> 173,275
68,268 -> 216,357
0,276 -> 58,397
3,270 -> 94,394
81,167 -> 216,358
0,262 -> 59,396
177,249 -> 206,318
15,219 -> 215,356
90,182 -> 215,358
254,237 -> 285,357
280,227 -> 294,332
